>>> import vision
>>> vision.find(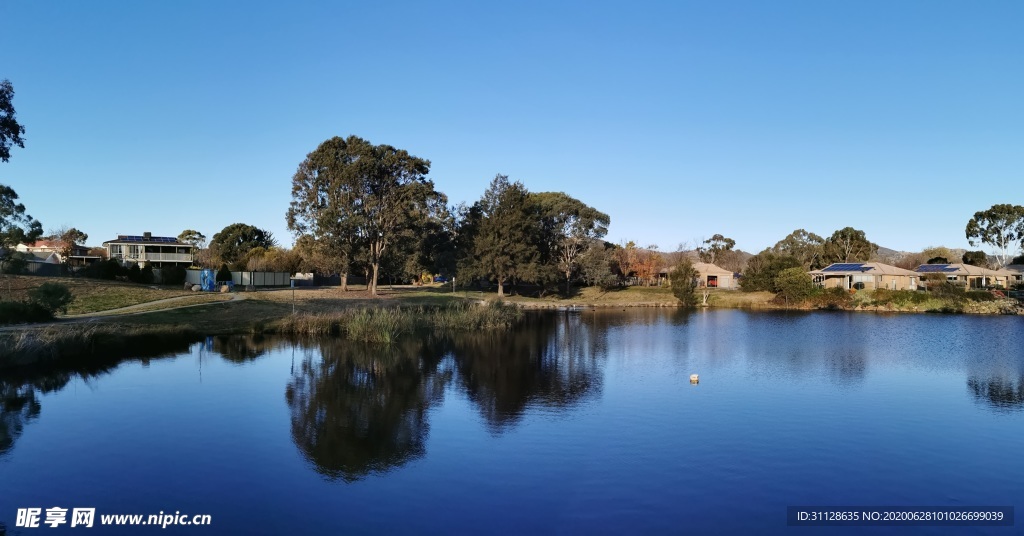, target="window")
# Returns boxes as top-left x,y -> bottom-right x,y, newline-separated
128,245 -> 141,259
109,244 -> 123,259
